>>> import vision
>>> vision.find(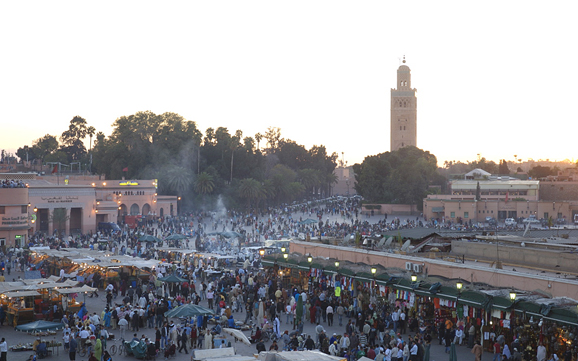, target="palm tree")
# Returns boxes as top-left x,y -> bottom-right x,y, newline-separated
238,178 -> 264,208
87,126 -> 96,152
194,172 -> 215,195
255,133 -> 262,151
166,166 -> 193,195
50,208 -> 69,235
